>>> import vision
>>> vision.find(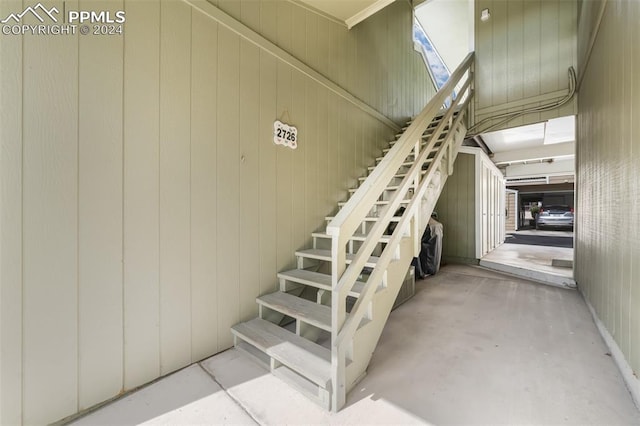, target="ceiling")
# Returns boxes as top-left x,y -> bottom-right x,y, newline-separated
481,116 -> 577,181
296,0 -> 396,28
